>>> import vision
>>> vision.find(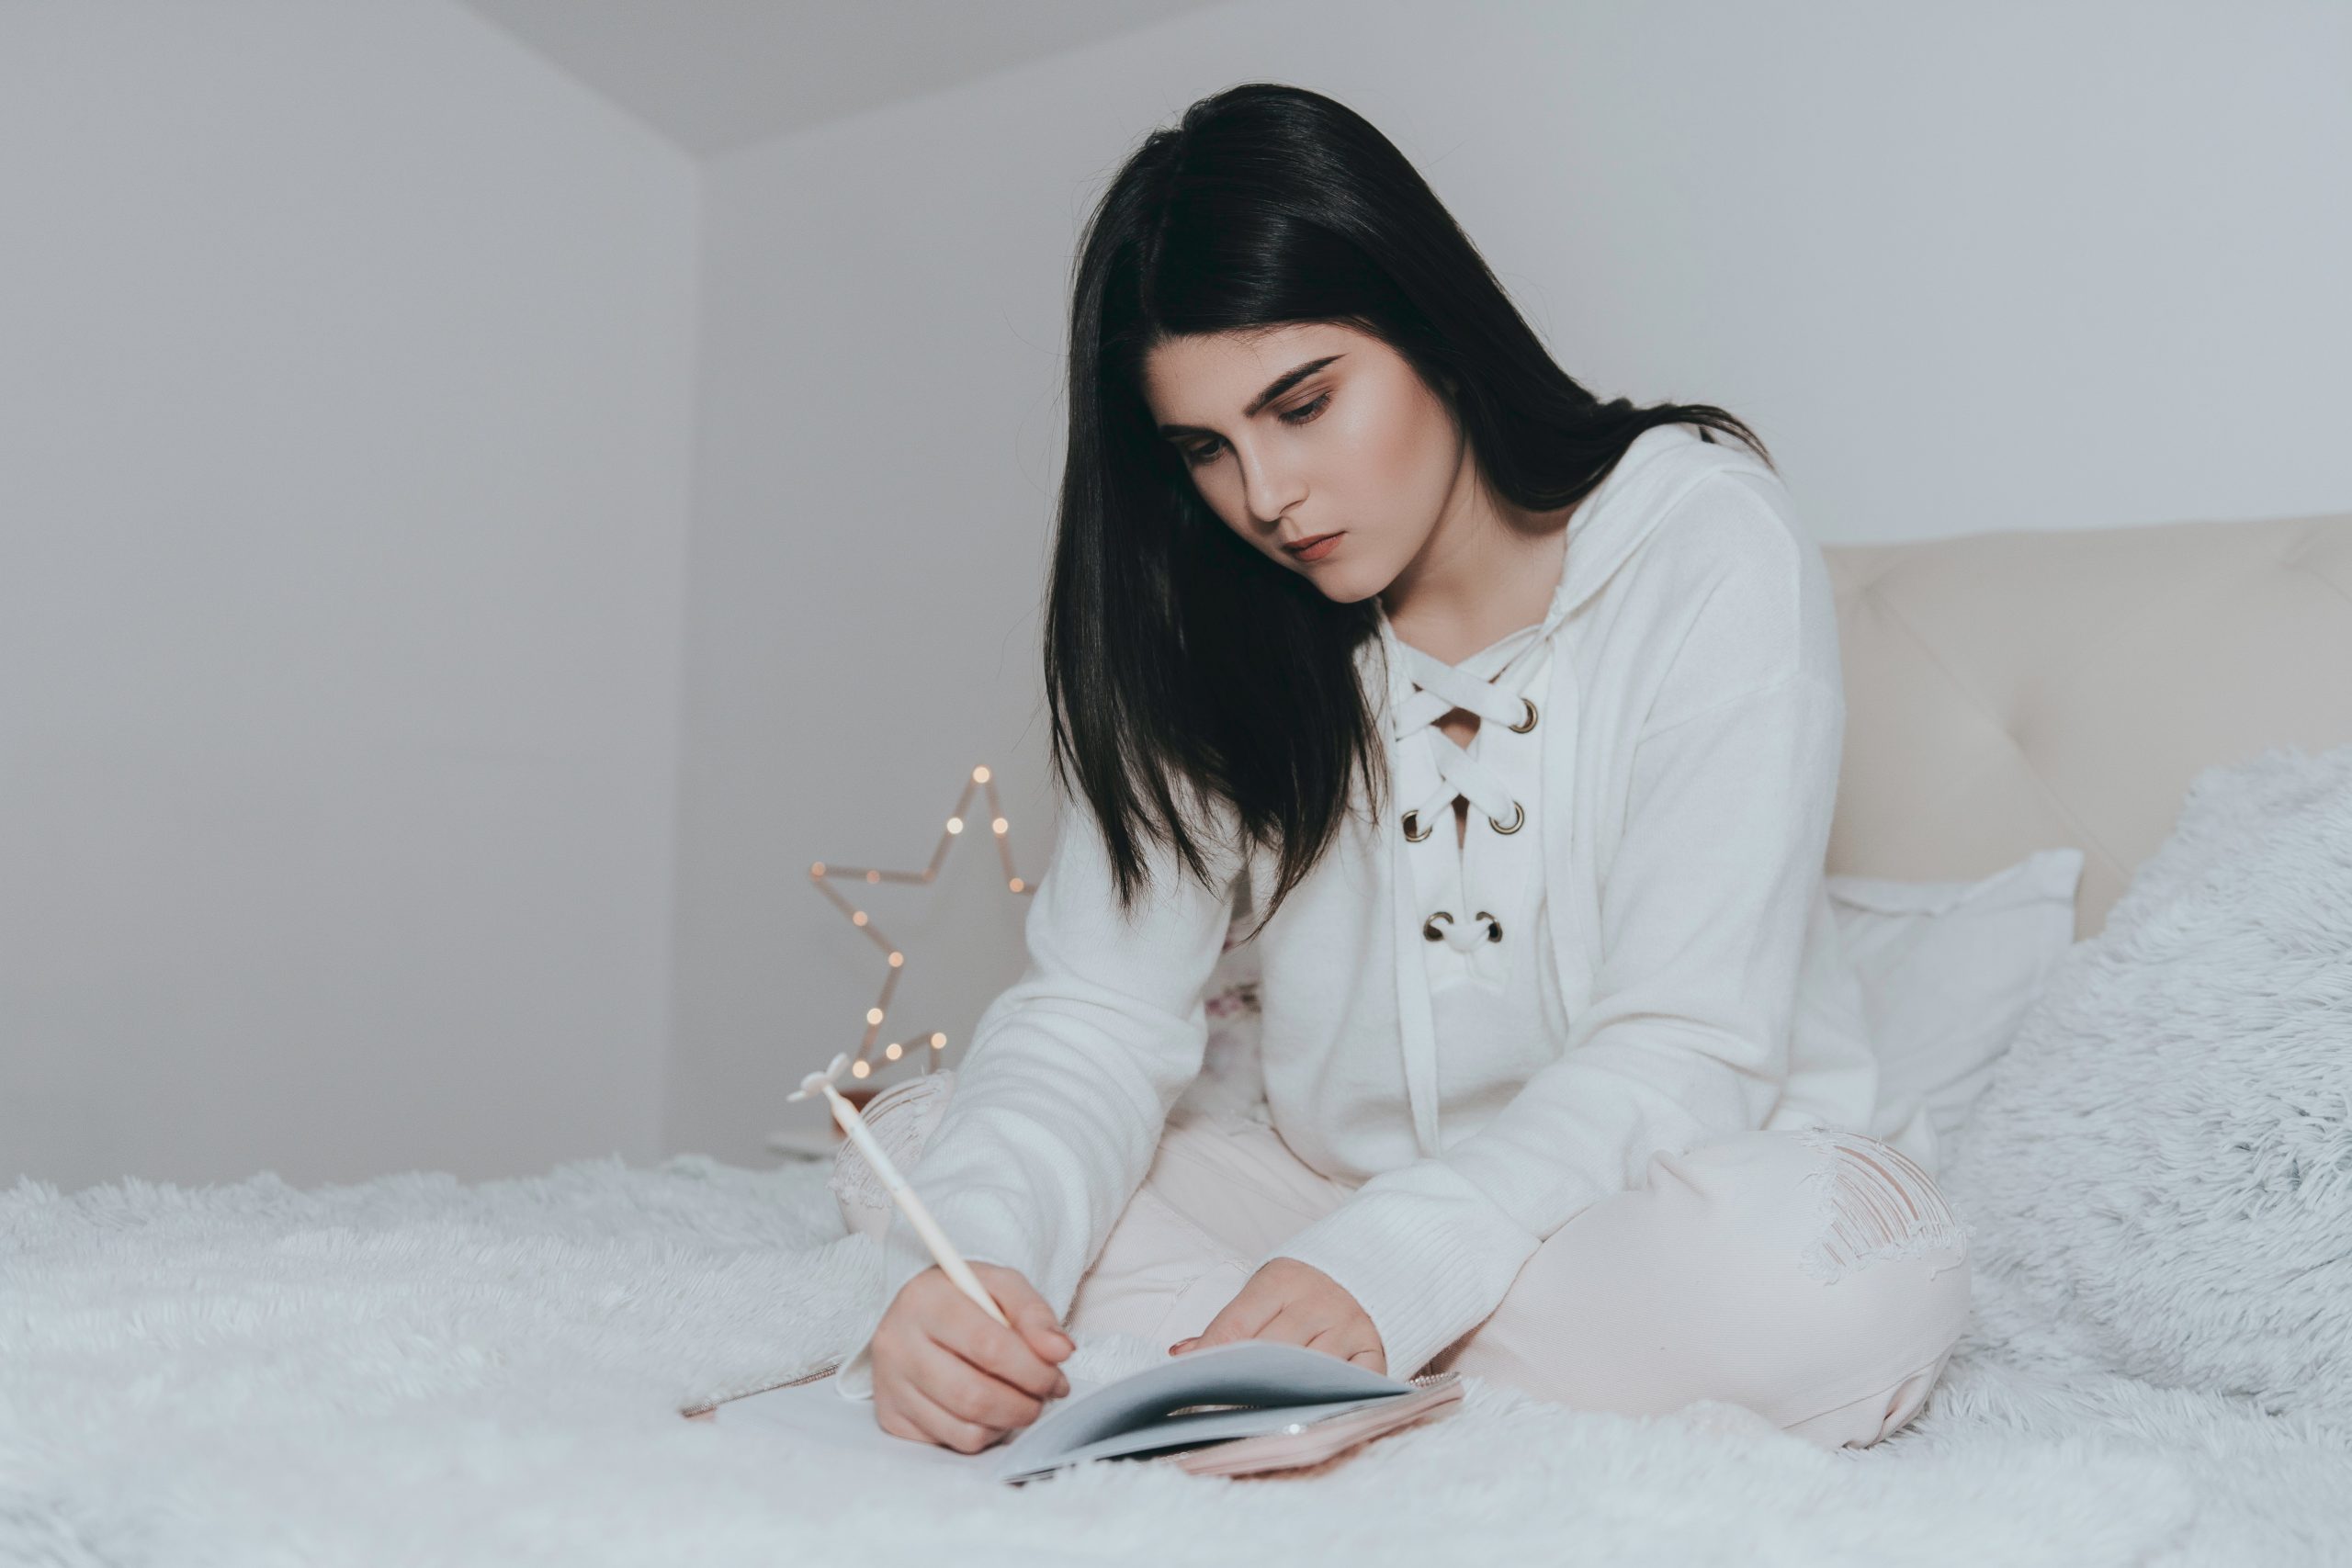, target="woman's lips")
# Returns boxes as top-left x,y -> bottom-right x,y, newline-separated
1284,532 -> 1342,562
